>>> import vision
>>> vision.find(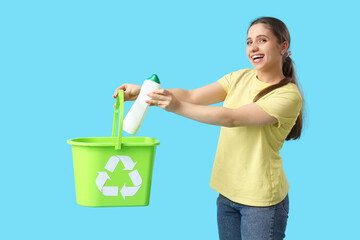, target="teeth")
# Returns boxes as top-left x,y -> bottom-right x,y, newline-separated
252,54 -> 264,59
